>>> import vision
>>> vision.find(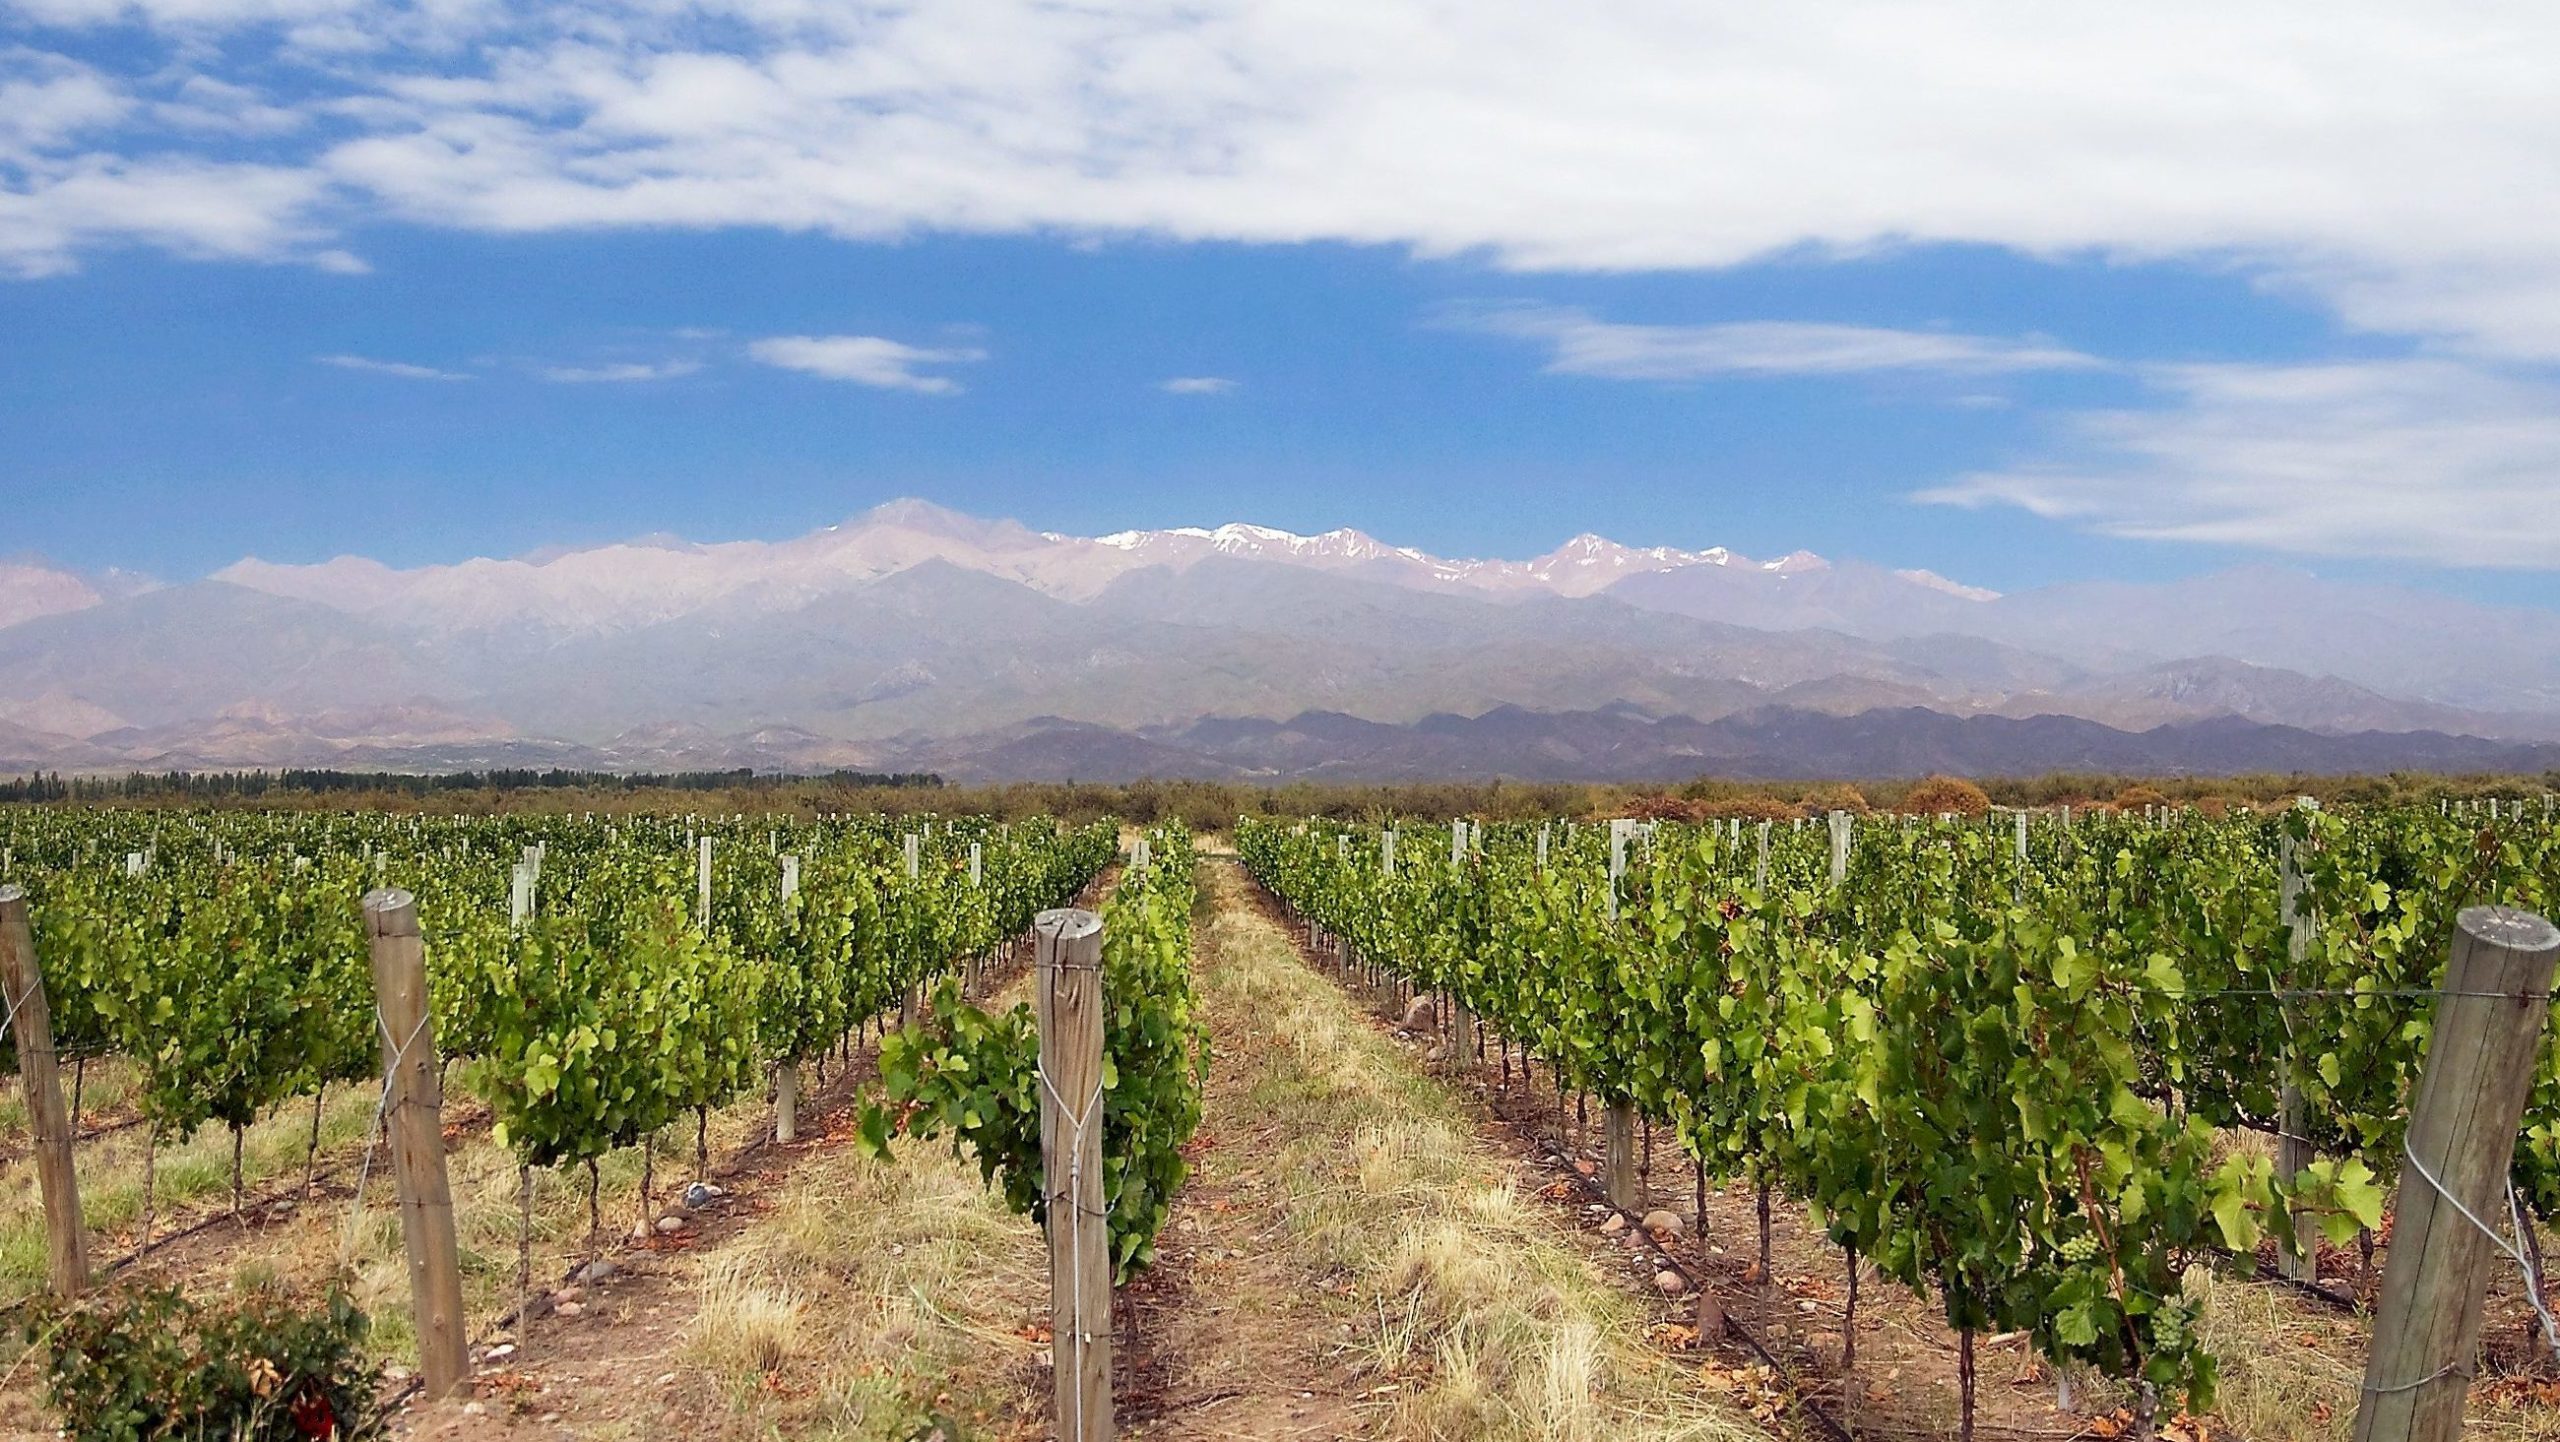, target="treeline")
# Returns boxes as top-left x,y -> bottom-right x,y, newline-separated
0,766 -> 943,804
2,766 -> 2551,827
